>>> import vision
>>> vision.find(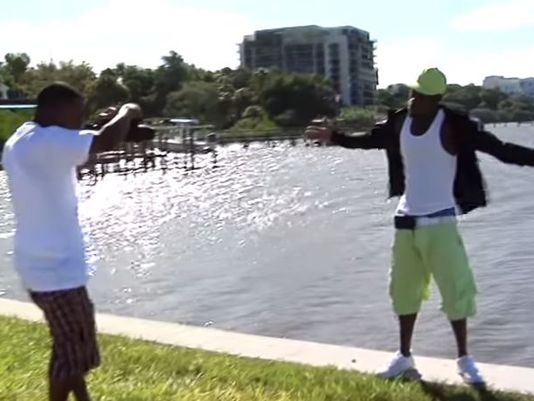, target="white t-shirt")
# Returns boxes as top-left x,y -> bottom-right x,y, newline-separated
2,122 -> 95,292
